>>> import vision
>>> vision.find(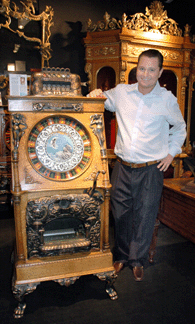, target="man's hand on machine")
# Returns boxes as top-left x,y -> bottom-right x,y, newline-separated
87,89 -> 106,98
